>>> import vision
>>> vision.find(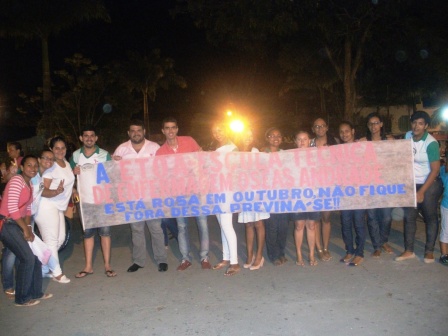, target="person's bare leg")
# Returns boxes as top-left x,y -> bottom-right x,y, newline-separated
83,237 -> 94,272
315,217 -> 324,260
322,211 -> 332,260
294,220 -> 305,266
441,241 -> 448,255
101,236 -> 112,271
245,223 -> 255,265
75,237 -> 94,278
306,220 -> 317,265
253,220 -> 265,266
